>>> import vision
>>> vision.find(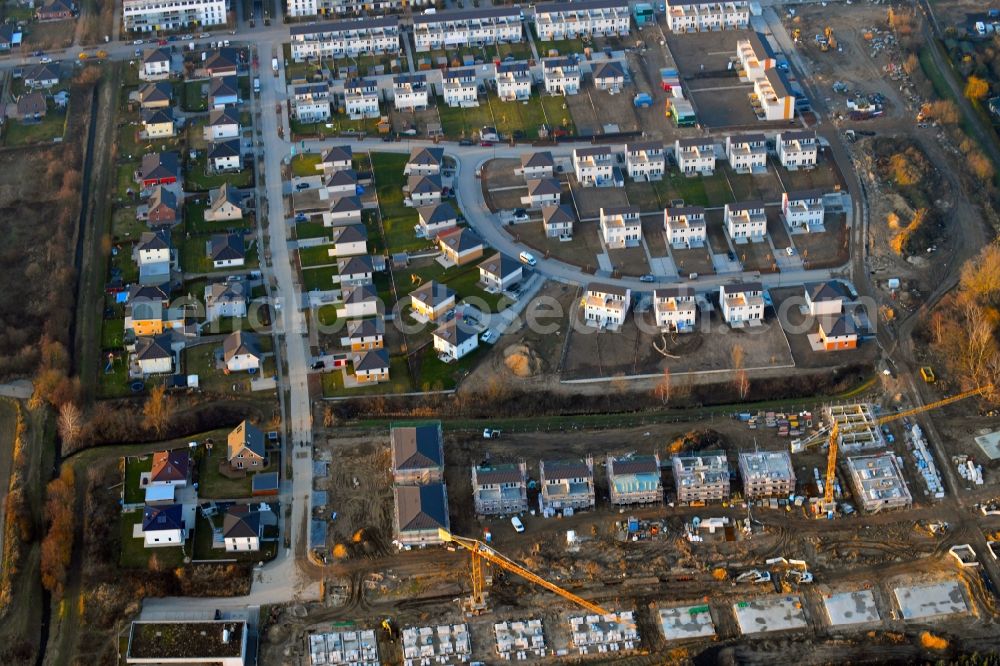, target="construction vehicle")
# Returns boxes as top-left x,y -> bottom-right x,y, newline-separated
381,618 -> 398,641
438,529 -> 609,615
792,27 -> 801,43
824,27 -> 837,51
920,366 -> 936,383
803,385 -> 992,516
